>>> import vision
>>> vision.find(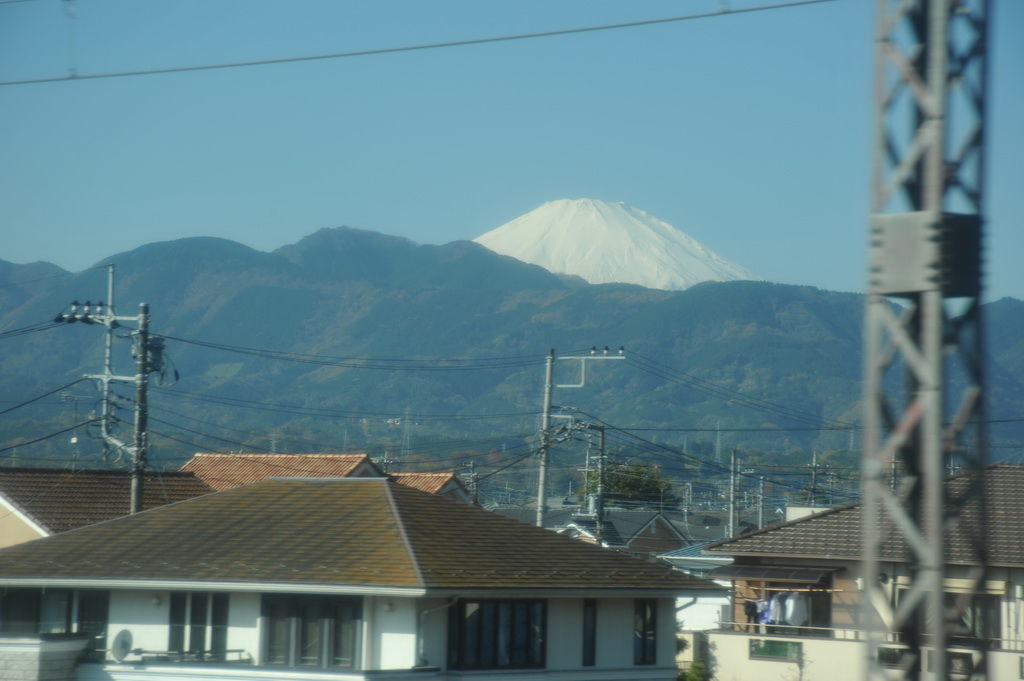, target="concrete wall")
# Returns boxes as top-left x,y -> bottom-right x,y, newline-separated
0,637 -> 88,681
709,631 -> 864,681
